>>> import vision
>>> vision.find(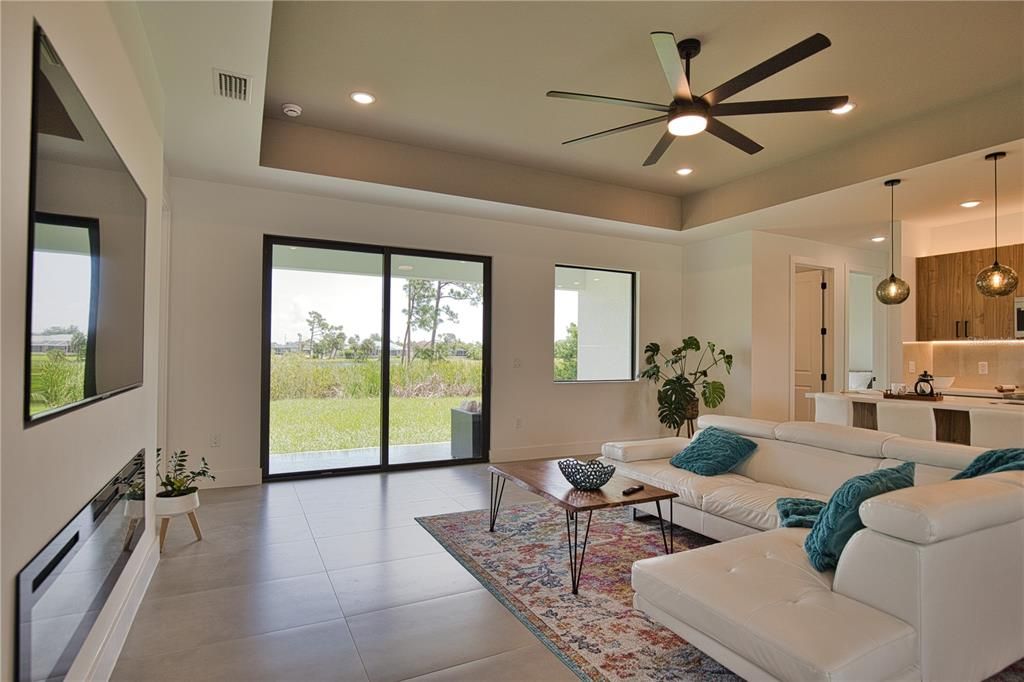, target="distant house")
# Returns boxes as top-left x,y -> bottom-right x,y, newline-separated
30,333 -> 75,353
271,340 -> 303,355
